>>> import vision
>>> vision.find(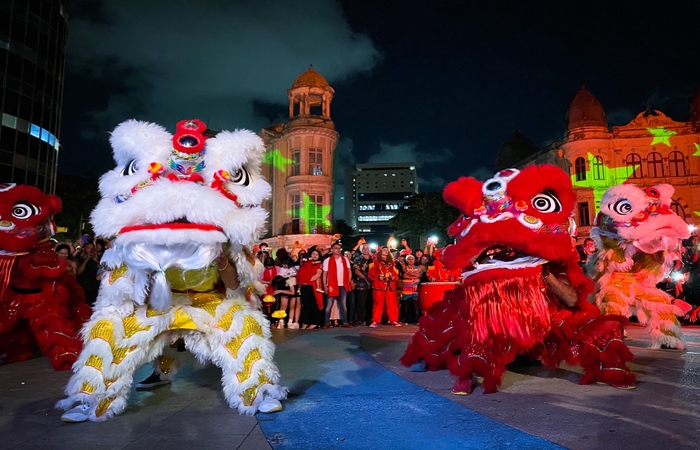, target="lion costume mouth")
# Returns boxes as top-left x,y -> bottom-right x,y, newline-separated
119,222 -> 224,234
